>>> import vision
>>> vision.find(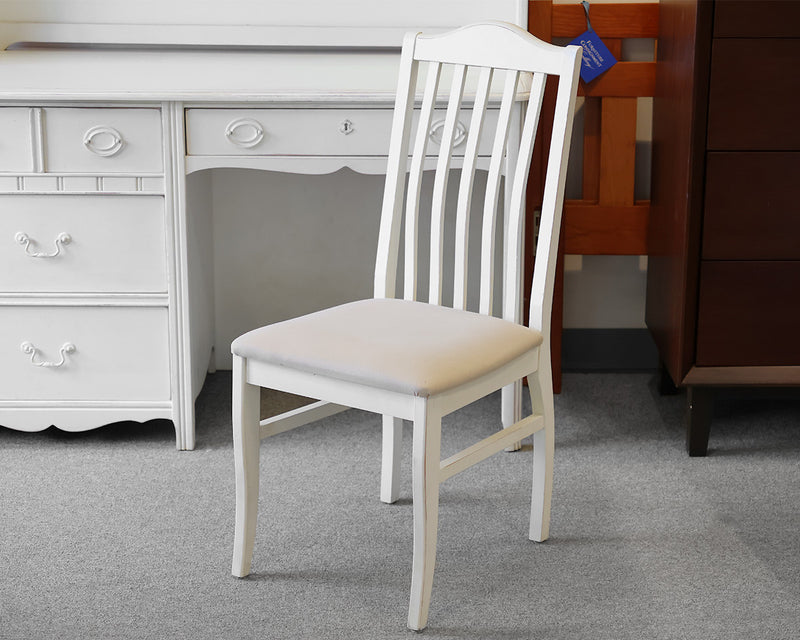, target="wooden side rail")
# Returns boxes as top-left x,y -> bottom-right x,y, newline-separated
554,2 -> 657,255
528,1 -> 658,390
